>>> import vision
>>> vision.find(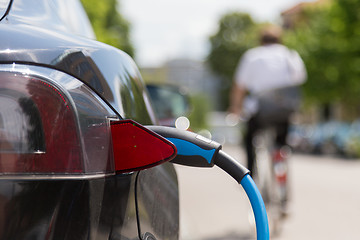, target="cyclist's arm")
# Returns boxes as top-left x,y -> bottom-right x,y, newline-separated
229,82 -> 247,115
